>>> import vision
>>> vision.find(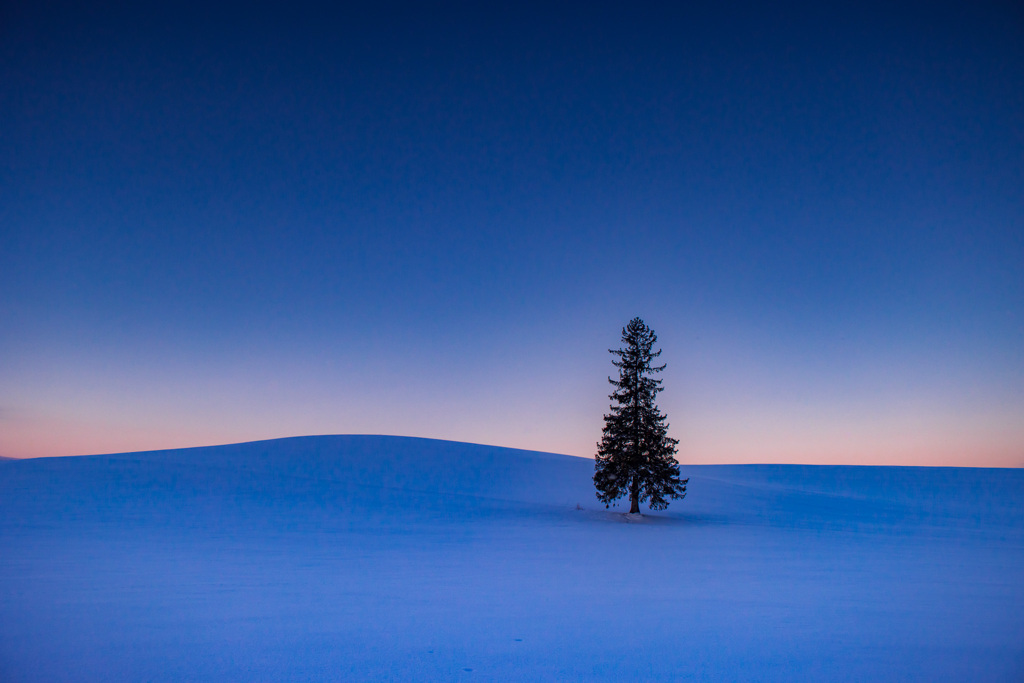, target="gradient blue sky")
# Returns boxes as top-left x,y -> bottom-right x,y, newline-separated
2,0 -> 1022,465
